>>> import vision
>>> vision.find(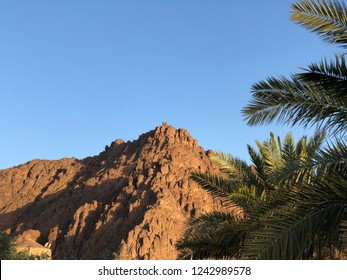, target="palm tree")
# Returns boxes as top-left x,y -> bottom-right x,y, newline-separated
176,132 -> 324,259
240,0 -> 347,259
242,0 -> 347,136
